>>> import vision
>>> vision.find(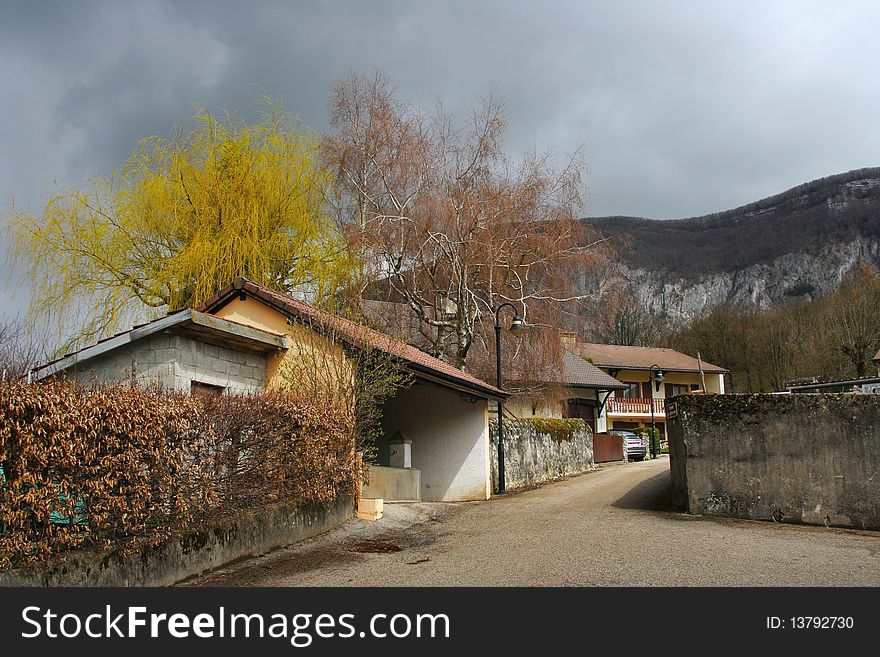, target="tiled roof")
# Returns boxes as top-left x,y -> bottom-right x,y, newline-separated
359,299 -> 432,352
576,342 -> 728,373
198,277 -> 508,400
529,349 -> 628,389
560,350 -> 629,388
